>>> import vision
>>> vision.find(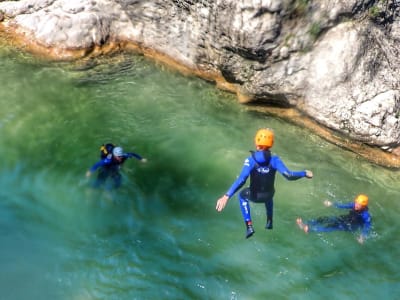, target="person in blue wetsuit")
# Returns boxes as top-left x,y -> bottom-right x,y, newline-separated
296,194 -> 372,244
86,145 -> 147,189
216,128 -> 313,239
